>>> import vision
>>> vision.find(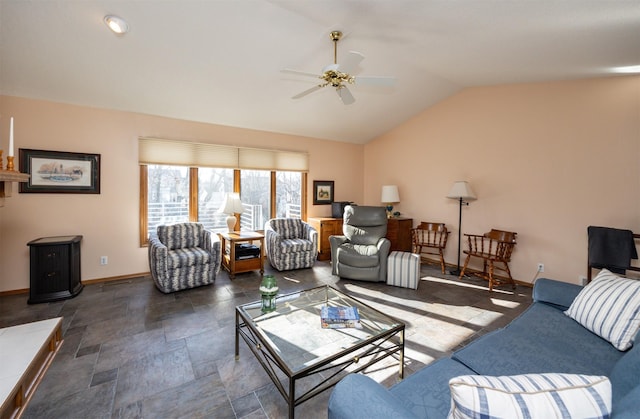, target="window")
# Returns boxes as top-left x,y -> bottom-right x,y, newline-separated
240,170 -> 271,231
140,165 -> 306,245
147,165 -> 189,237
197,167 -> 234,231
276,171 -> 302,218
139,138 -> 309,245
